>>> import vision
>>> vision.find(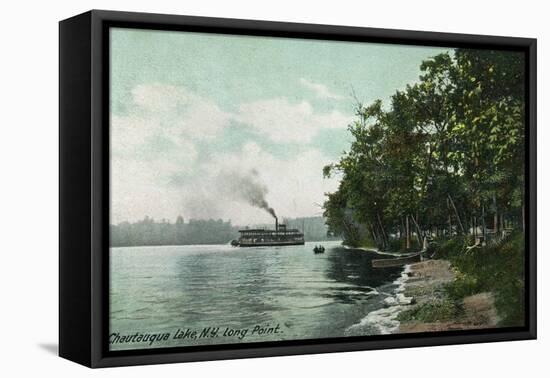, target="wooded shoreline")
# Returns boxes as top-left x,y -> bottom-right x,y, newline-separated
323,49 -> 525,253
